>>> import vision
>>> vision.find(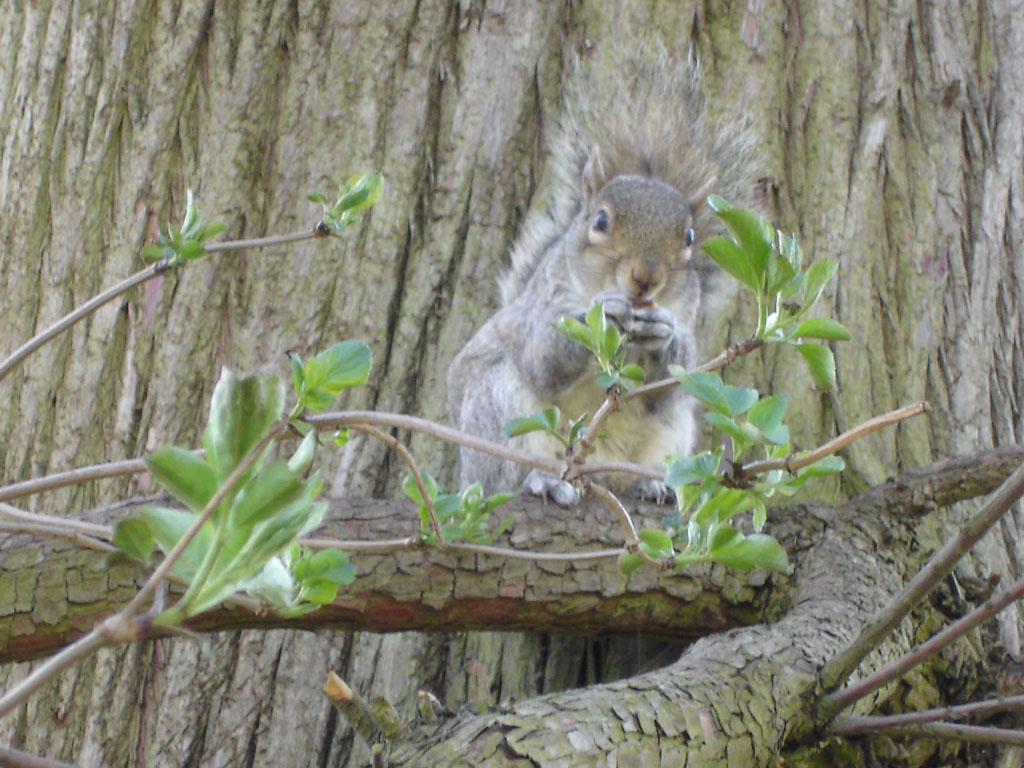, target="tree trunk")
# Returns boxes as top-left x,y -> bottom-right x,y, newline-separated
0,1 -> 1022,766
